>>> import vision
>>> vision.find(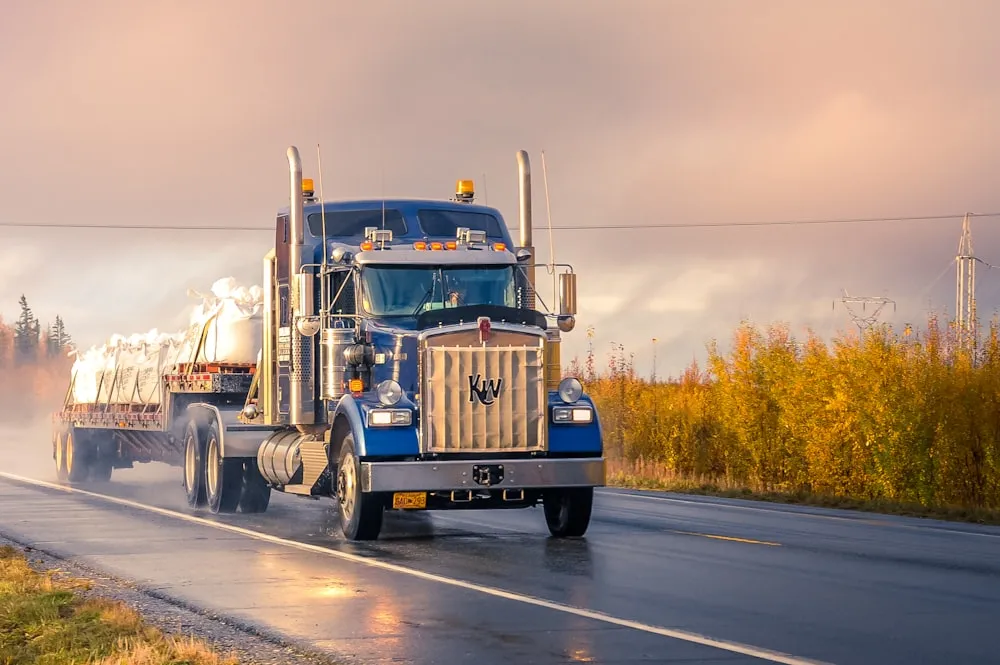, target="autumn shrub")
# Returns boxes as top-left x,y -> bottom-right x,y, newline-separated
580,315 -> 1000,512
